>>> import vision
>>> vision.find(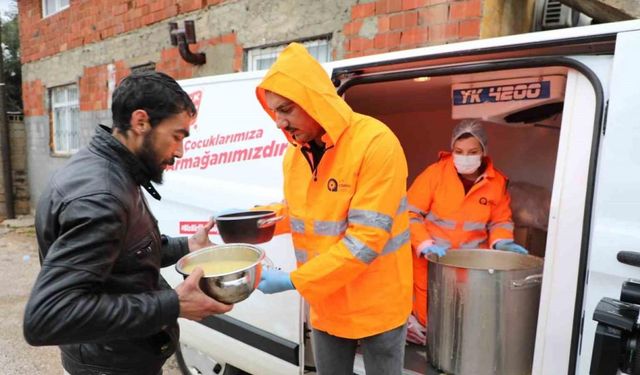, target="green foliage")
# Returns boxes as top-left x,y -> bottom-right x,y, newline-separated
2,1 -> 21,112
